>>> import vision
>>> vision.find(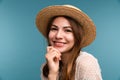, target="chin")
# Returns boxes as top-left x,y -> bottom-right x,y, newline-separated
54,47 -> 63,52
57,49 -> 68,53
